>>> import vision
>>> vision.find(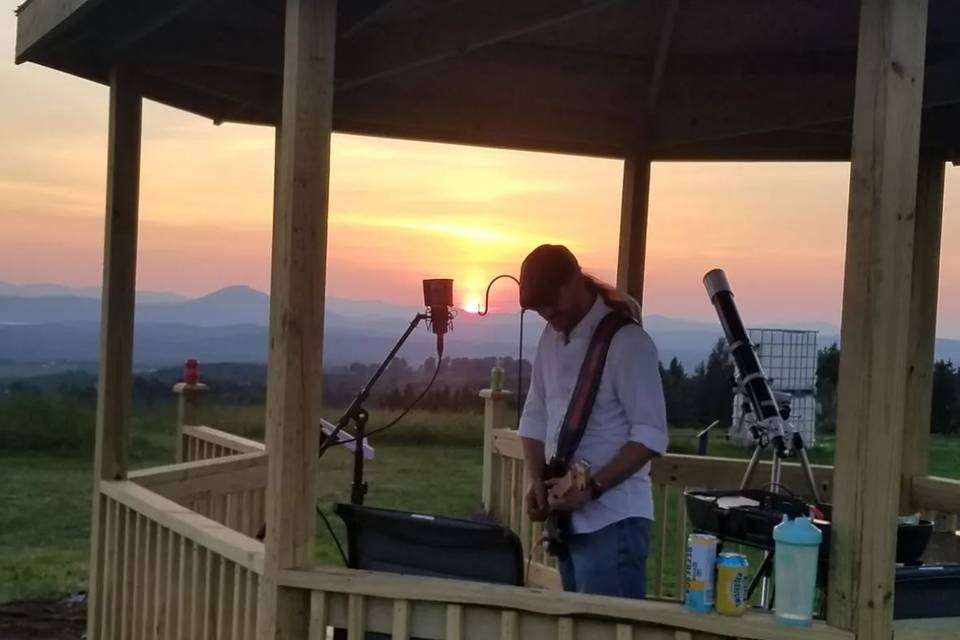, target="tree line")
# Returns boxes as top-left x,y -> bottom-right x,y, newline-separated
5,343 -> 960,435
